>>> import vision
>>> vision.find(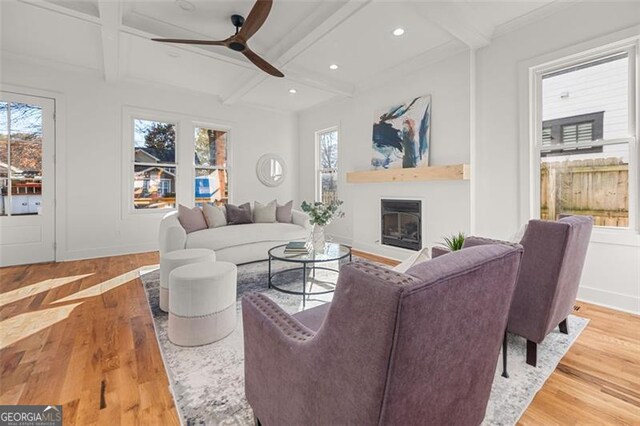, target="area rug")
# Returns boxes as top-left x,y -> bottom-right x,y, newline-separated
140,259 -> 588,426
